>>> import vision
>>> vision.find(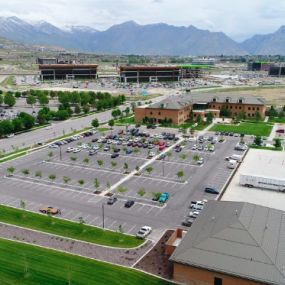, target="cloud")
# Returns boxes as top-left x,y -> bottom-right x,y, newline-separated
0,0 -> 284,41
